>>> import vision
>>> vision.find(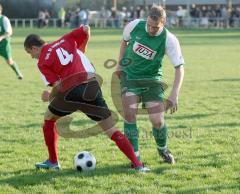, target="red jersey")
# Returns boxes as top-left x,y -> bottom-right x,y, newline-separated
38,26 -> 95,86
